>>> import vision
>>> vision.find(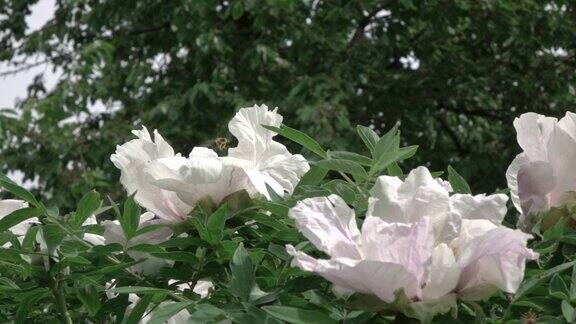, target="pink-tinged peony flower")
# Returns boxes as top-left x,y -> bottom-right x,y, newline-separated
102,212 -> 173,275
111,127 -> 193,222
287,167 -> 537,320
506,112 -> 576,224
